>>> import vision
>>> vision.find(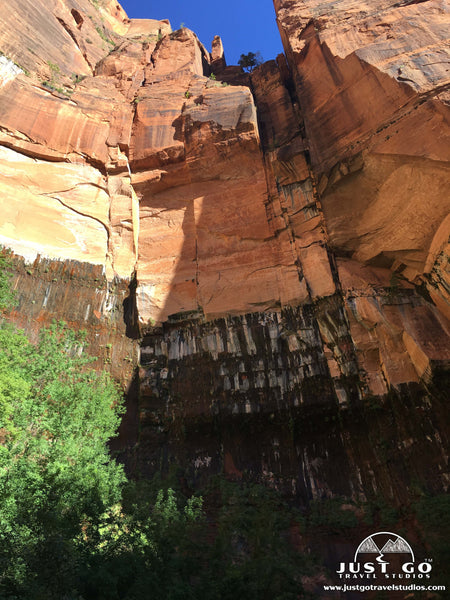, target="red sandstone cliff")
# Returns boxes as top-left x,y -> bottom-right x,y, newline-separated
0,0 -> 449,497
272,0 -> 450,392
